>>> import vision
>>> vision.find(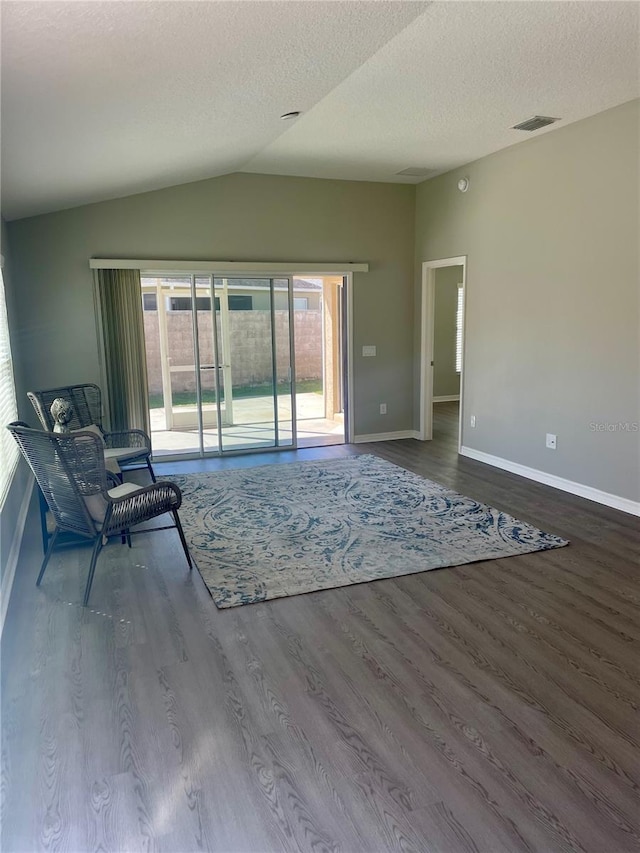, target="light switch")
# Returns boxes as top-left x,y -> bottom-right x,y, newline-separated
362,345 -> 376,357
